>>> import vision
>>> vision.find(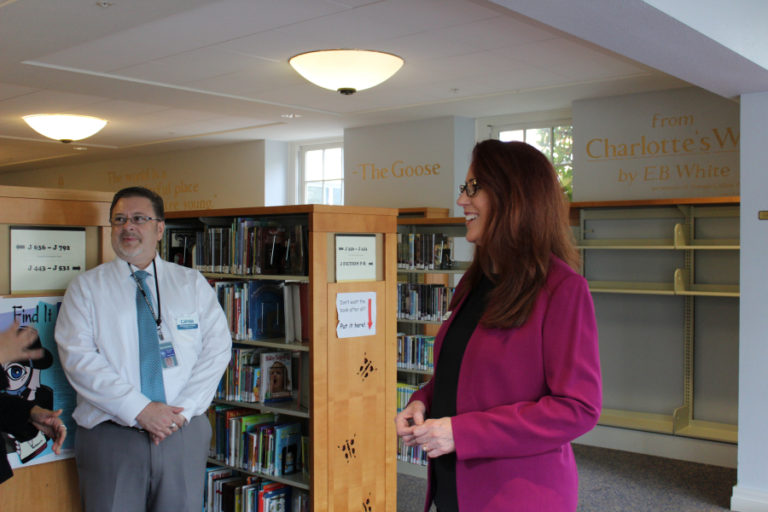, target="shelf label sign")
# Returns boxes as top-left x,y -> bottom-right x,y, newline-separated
336,291 -> 376,338
335,234 -> 376,282
10,227 -> 86,294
